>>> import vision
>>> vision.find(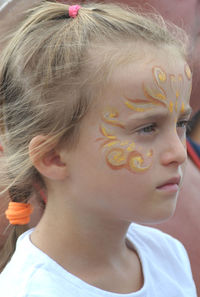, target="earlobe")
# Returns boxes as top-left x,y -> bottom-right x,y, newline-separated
29,136 -> 68,181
